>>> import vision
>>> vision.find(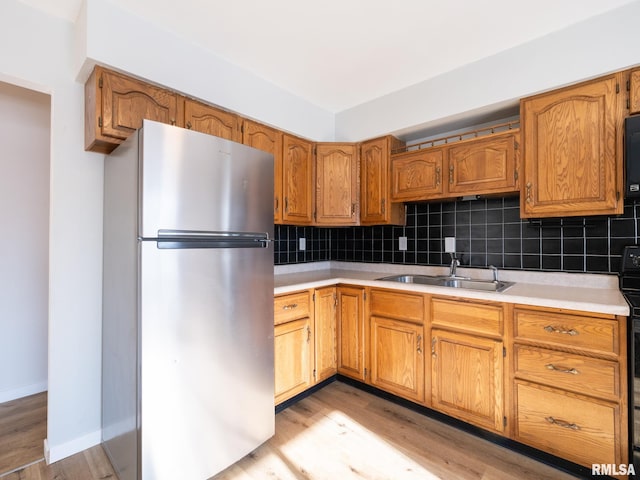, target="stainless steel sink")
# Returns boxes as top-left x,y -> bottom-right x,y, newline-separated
376,274 -> 514,293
